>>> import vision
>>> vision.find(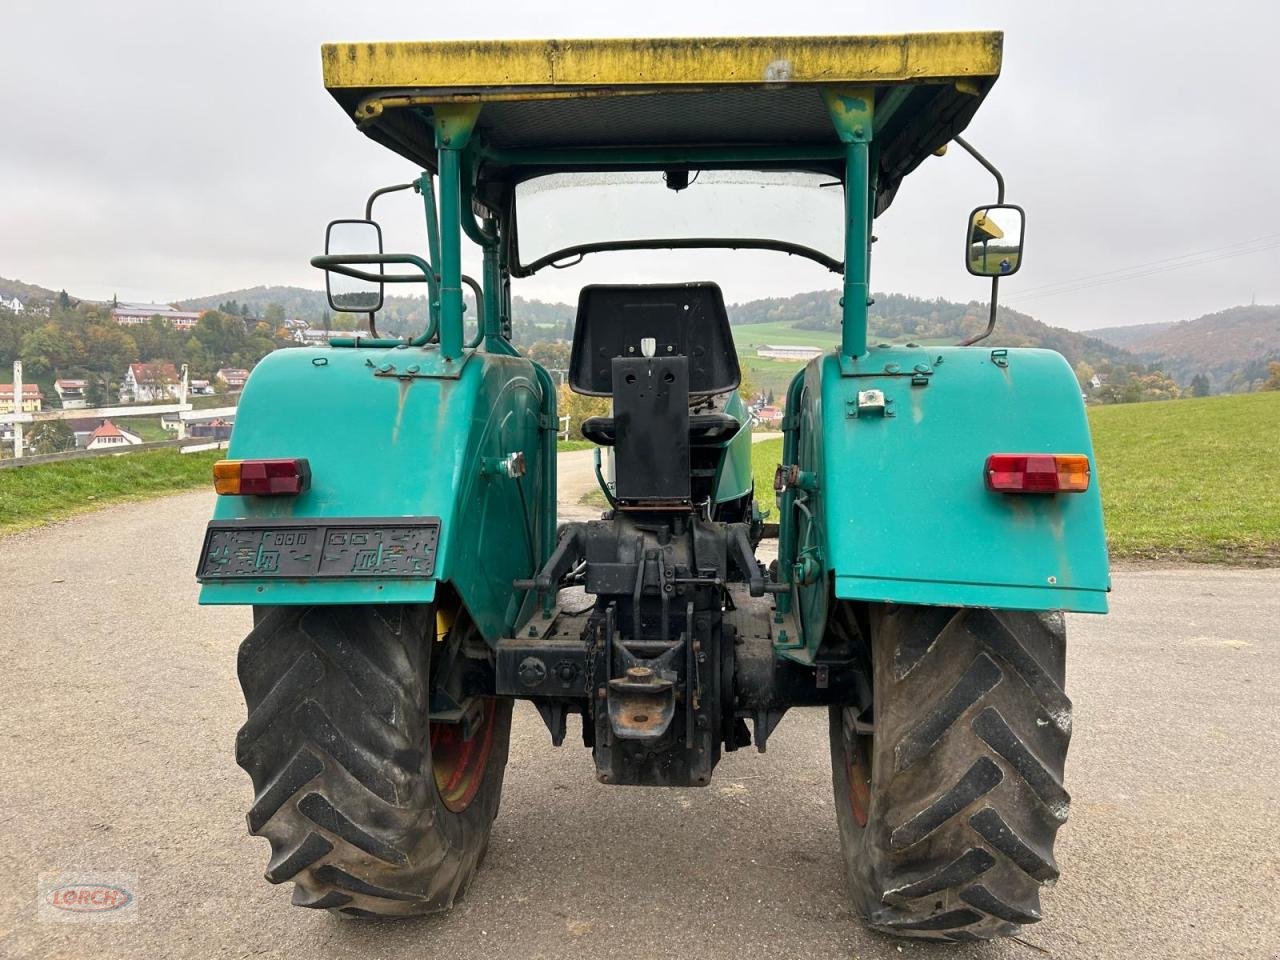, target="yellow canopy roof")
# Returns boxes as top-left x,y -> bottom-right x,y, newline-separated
321,33 -> 1003,215
322,33 -> 1001,95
